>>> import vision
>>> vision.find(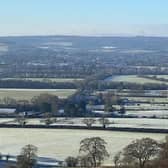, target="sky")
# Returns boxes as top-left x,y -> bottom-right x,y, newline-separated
0,0 -> 168,36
